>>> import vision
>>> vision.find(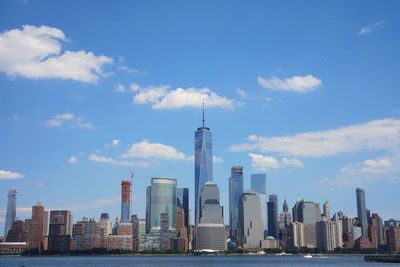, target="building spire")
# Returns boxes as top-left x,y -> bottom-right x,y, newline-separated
202,97 -> 205,128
